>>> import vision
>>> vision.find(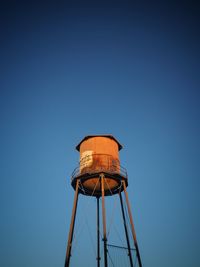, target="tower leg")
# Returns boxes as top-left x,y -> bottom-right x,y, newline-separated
101,174 -> 108,267
65,179 -> 80,267
96,196 -> 101,267
119,191 -> 134,267
122,181 -> 143,267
